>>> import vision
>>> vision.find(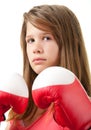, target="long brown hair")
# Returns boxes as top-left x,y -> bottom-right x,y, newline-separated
8,5 -> 91,121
